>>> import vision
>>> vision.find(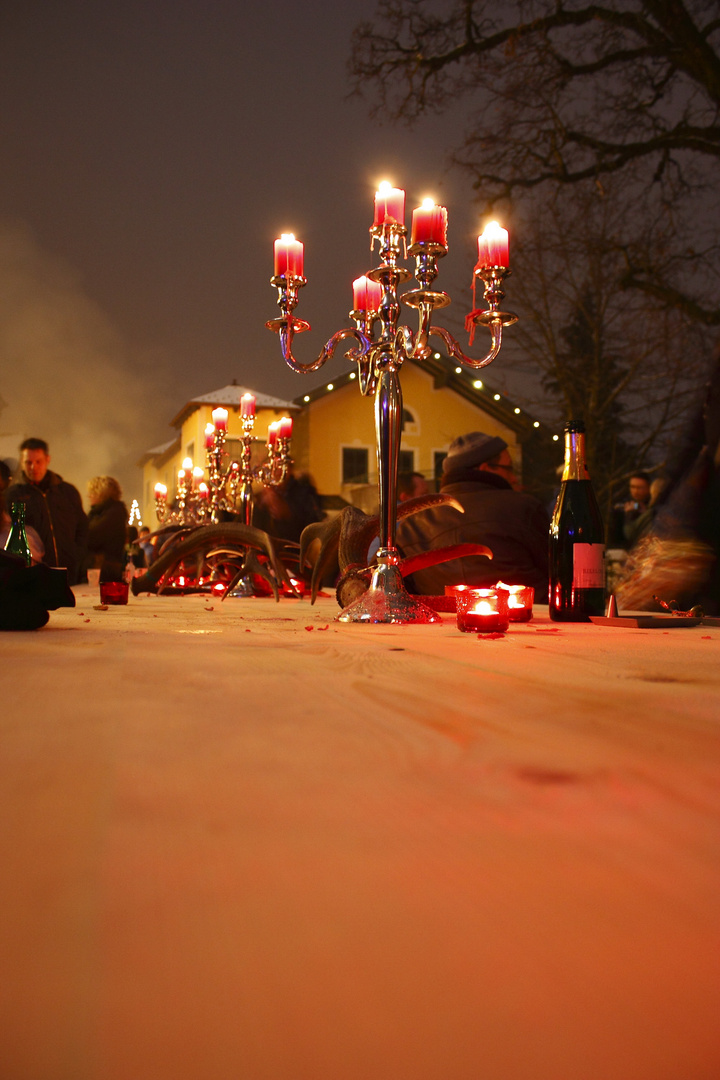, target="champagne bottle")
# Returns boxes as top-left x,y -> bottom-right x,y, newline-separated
4,501 -> 33,566
549,422 -> 605,621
